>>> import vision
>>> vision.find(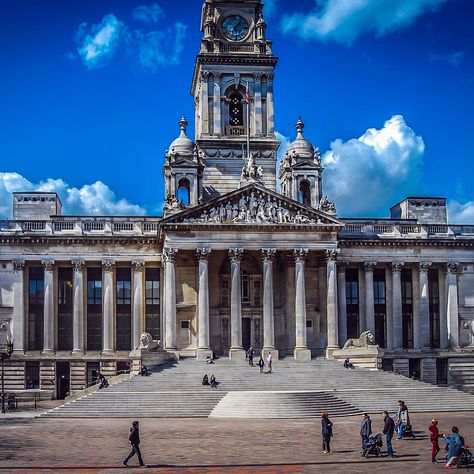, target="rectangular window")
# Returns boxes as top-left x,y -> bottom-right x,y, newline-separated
429,269 -> 440,348
145,268 -> 160,340
25,361 -> 40,389
28,267 -> 44,350
87,267 -> 102,351
57,267 -> 73,351
401,269 -> 413,348
116,267 -> 131,351
345,268 -> 359,339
